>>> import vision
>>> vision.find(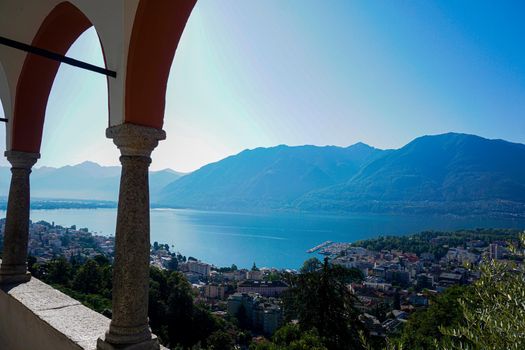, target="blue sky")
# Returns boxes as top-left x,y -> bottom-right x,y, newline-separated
1,0 -> 524,172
